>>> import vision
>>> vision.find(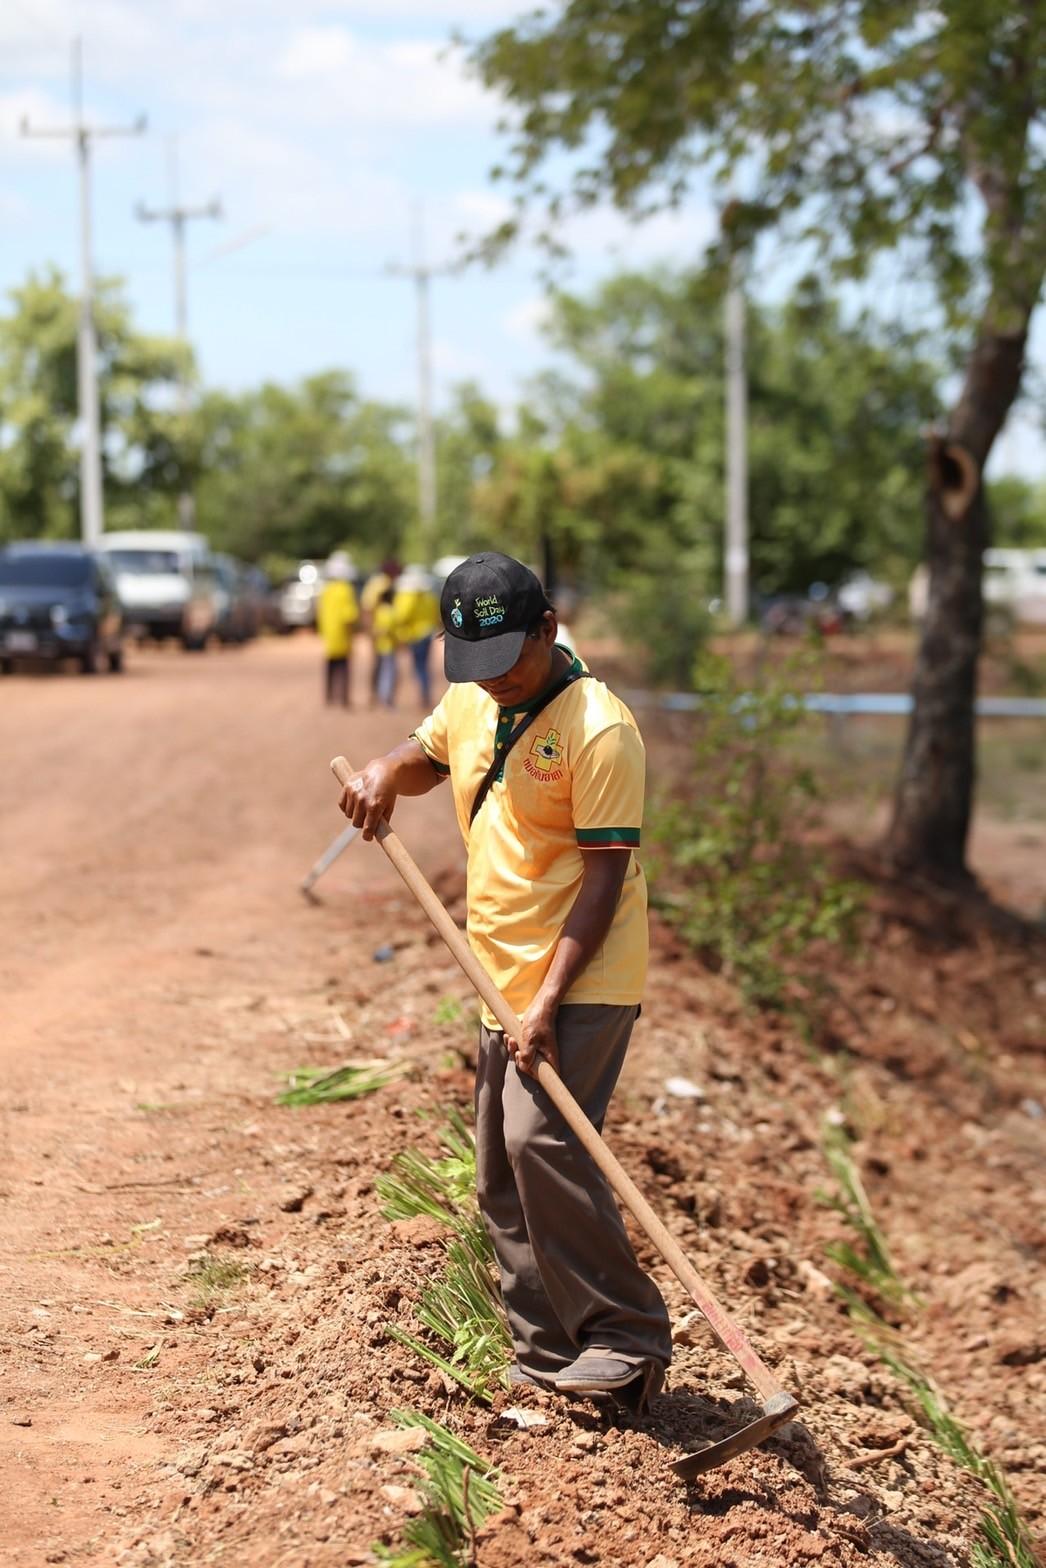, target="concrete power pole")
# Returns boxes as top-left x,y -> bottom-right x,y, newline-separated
724,248 -> 750,626
389,205 -> 453,560
136,140 -> 222,529
20,39 -> 146,548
